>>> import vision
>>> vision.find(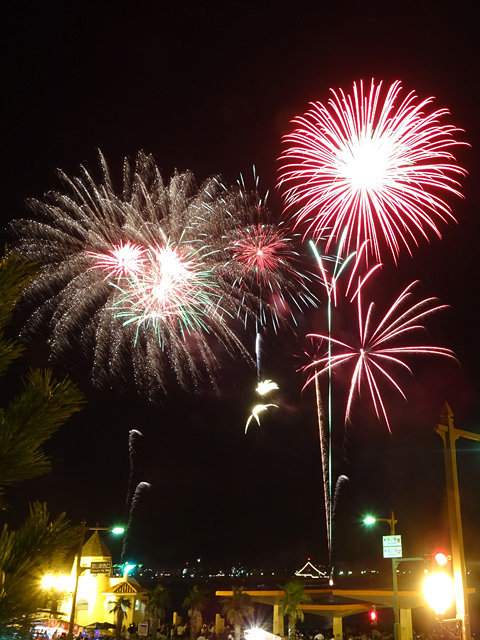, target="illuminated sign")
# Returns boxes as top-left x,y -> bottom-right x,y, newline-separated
90,561 -> 112,574
382,535 -> 402,558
